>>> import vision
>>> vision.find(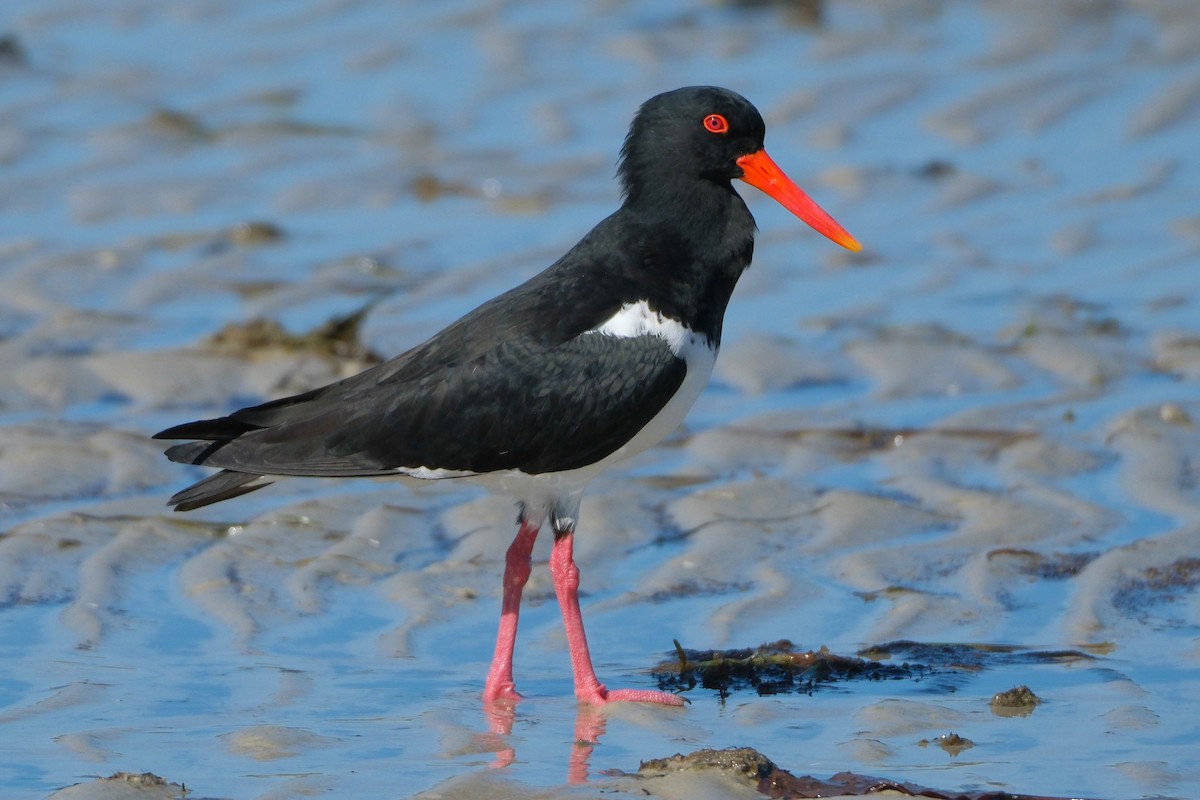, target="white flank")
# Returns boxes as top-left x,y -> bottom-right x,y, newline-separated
585,297 -> 718,465
398,465 -> 478,480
